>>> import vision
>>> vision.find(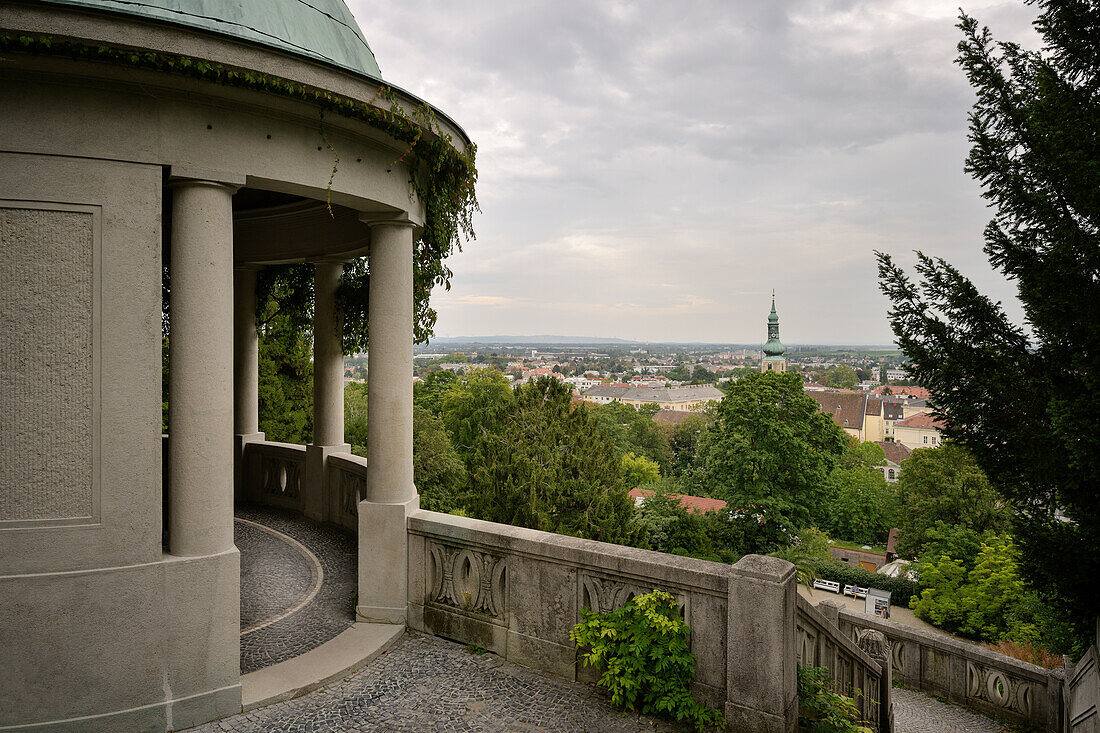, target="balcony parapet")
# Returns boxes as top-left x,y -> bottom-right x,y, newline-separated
406,510 -> 804,732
